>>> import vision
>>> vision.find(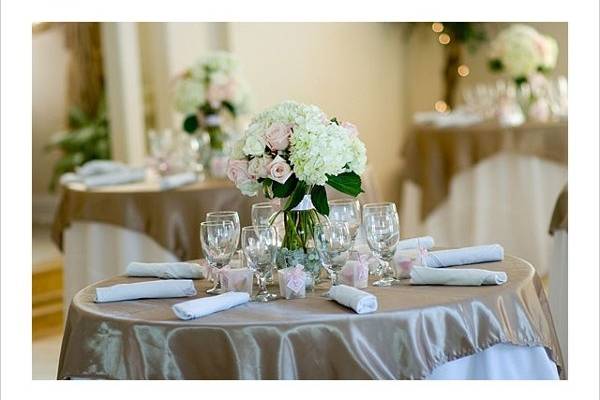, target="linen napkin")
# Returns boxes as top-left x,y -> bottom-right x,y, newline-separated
83,167 -> 146,187
126,261 -> 207,279
95,279 -> 196,303
410,266 -> 508,286
77,160 -> 128,177
172,292 -> 250,320
328,285 -> 377,314
413,110 -> 483,128
422,244 -> 504,268
159,171 -> 197,190
397,236 -> 435,251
